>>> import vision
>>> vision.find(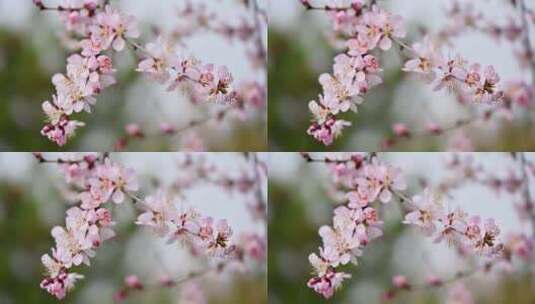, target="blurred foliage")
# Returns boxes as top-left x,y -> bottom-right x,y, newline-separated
0,12 -> 266,151
268,157 -> 535,303
0,27 -> 64,150
0,158 -> 266,304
